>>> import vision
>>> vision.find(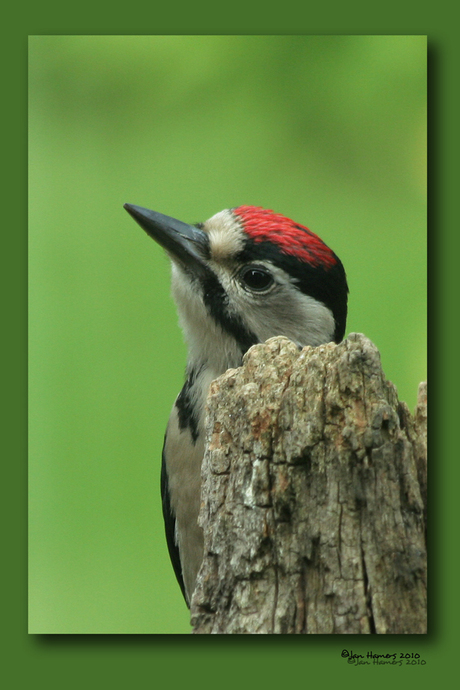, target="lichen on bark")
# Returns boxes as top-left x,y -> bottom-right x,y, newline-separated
191,334 -> 427,634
